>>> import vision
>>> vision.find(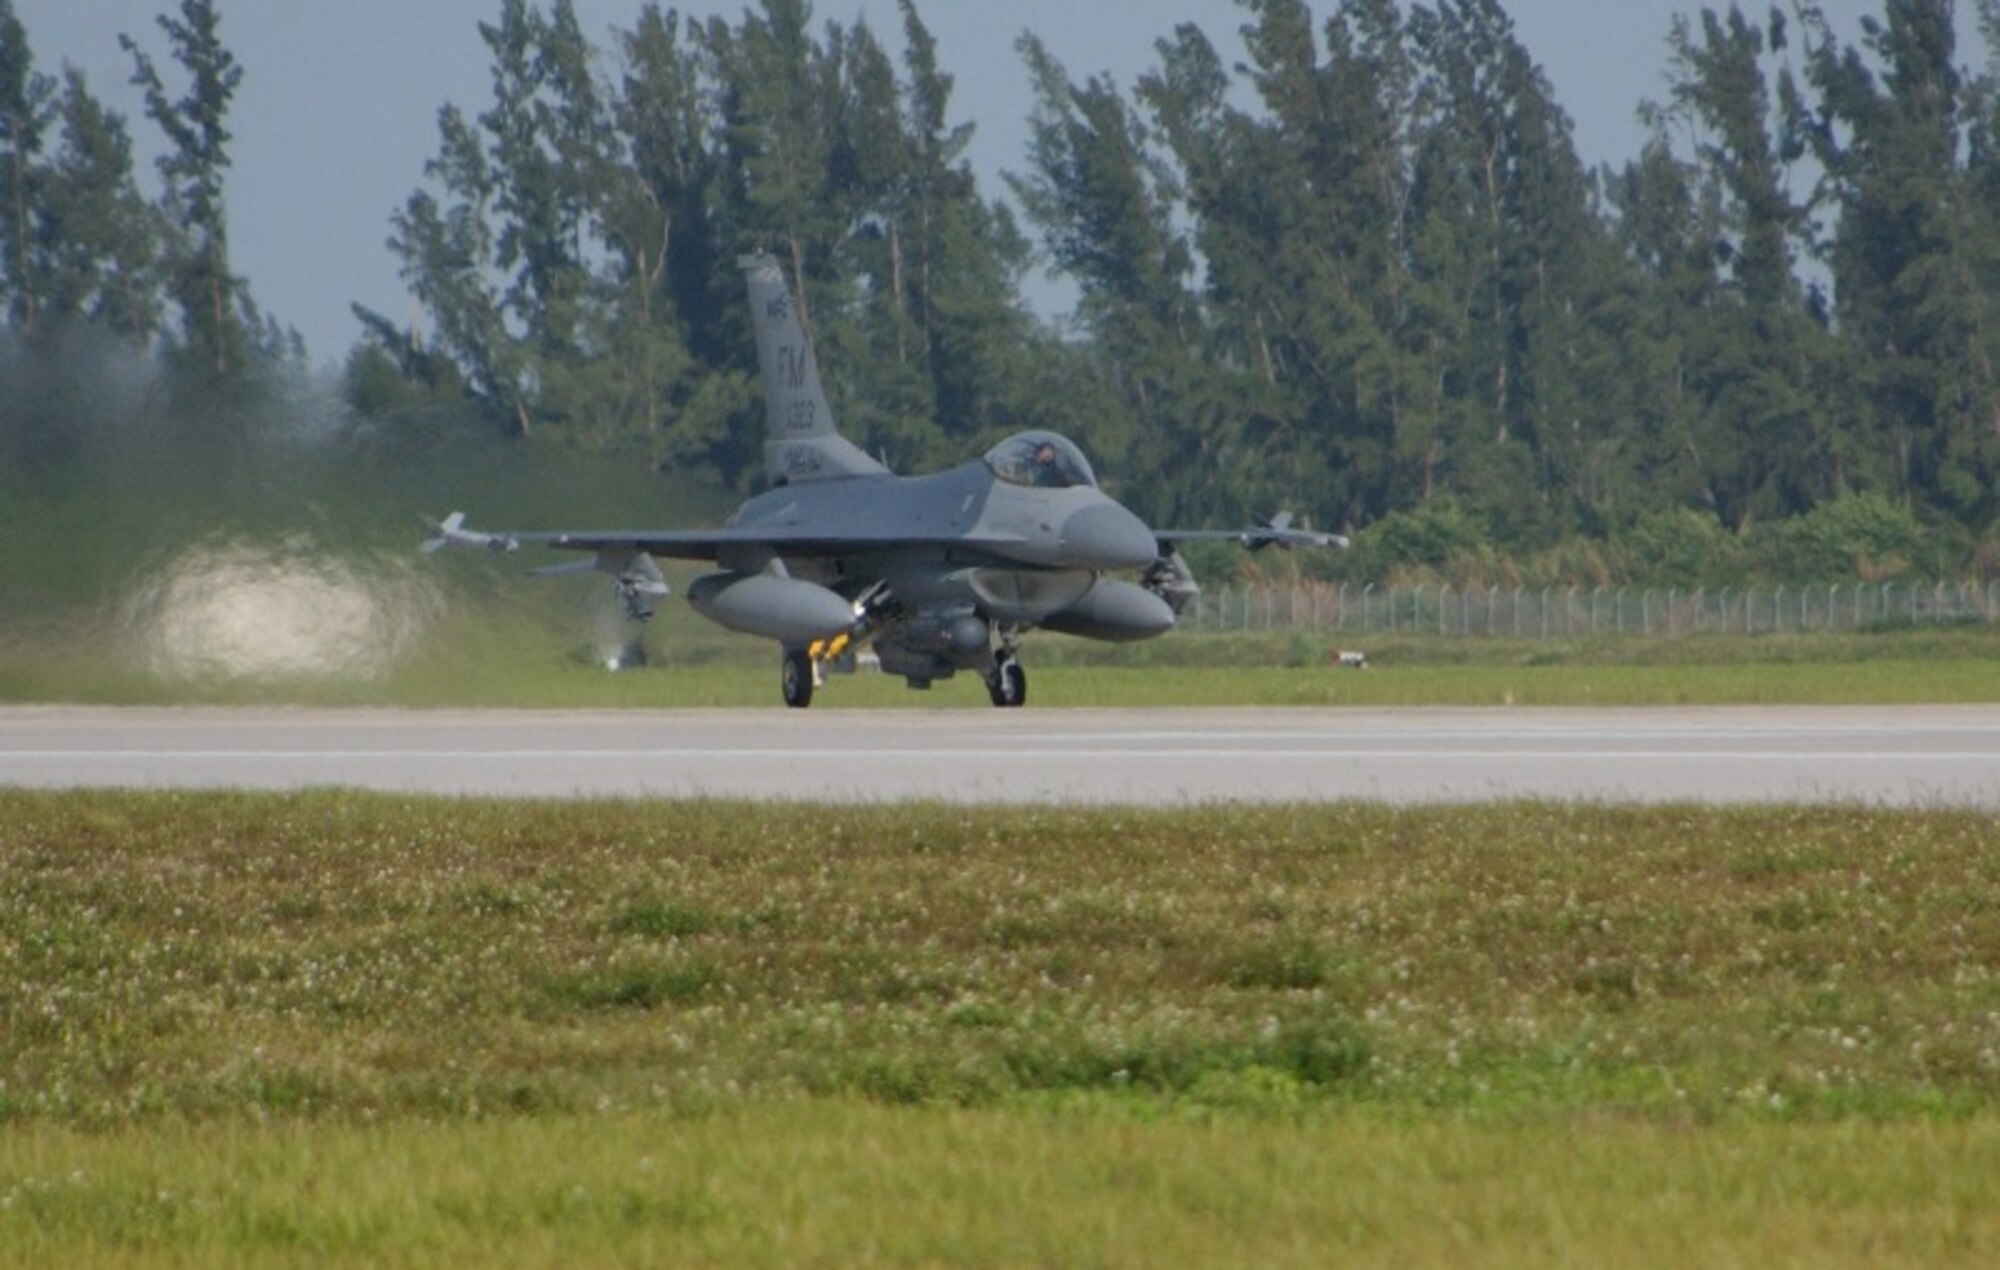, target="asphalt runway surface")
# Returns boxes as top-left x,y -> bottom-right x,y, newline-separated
3,705 -> 1998,806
